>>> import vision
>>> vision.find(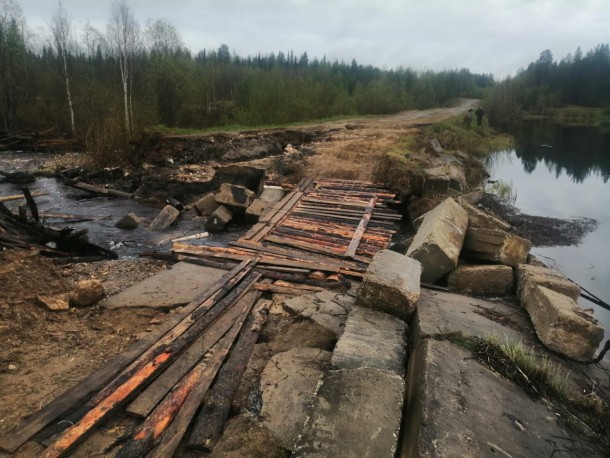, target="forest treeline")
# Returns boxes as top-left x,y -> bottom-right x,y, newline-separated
485,45 -> 610,128
0,0 -> 492,152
